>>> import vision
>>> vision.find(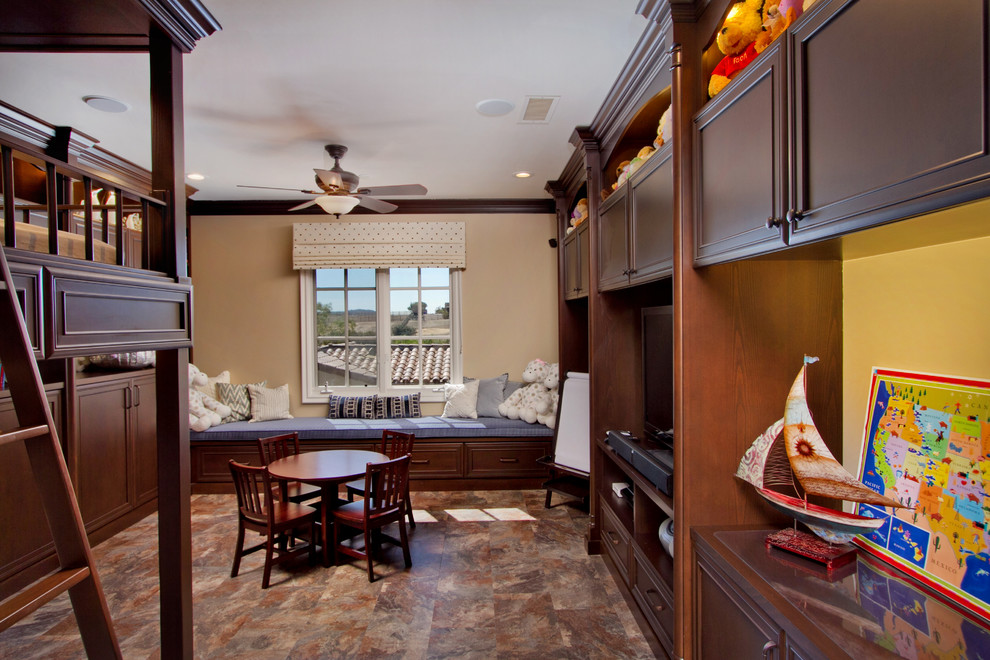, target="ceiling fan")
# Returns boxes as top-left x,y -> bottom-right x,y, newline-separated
237,144 -> 427,217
